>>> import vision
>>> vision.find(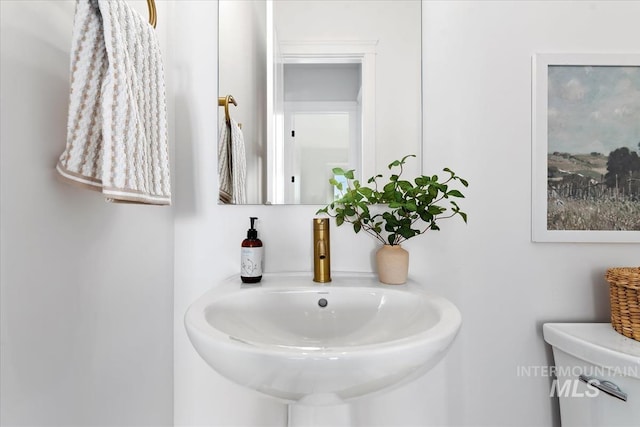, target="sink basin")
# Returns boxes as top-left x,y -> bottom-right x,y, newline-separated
185,272 -> 461,404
